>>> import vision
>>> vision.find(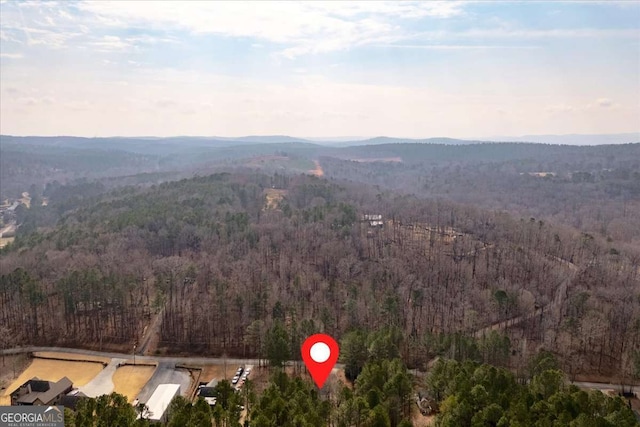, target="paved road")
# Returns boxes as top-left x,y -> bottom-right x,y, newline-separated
571,381 -> 629,392
3,346 -> 628,393
1,346 -> 264,367
5,345 -> 634,415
